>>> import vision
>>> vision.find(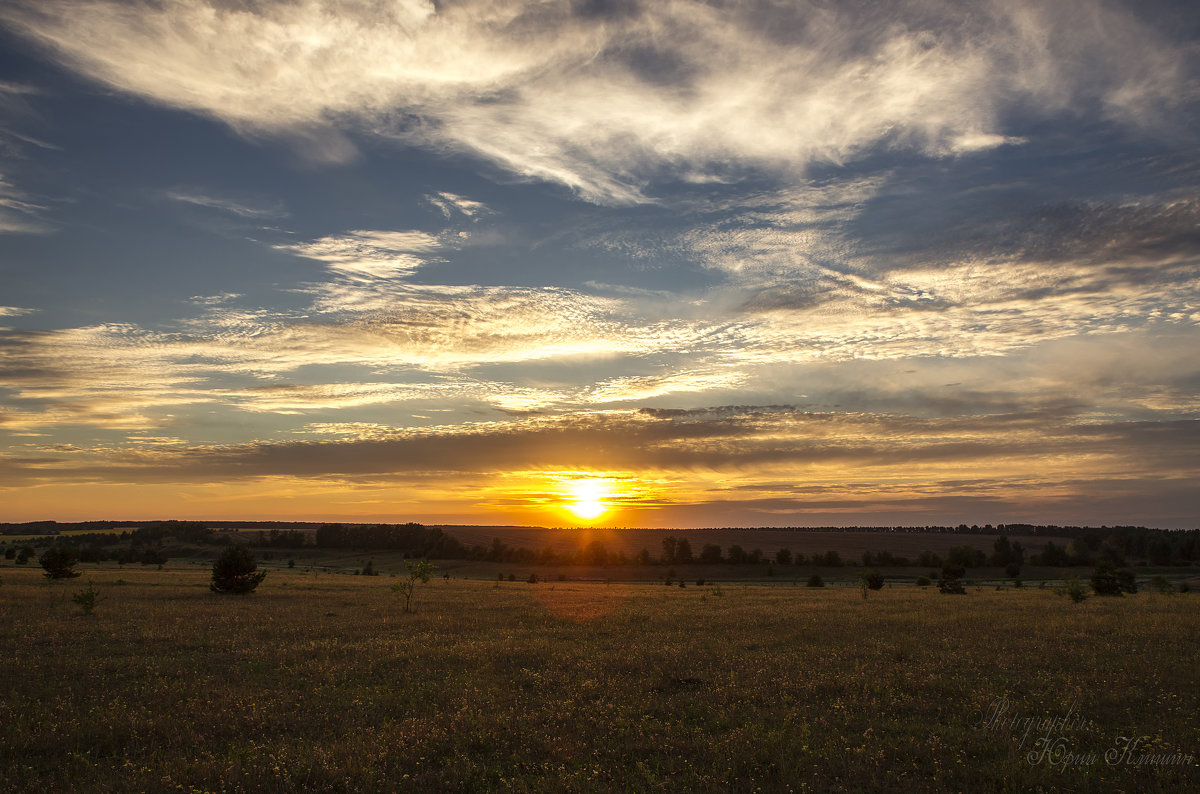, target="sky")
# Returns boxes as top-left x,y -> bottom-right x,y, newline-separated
1,0 -> 1198,528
